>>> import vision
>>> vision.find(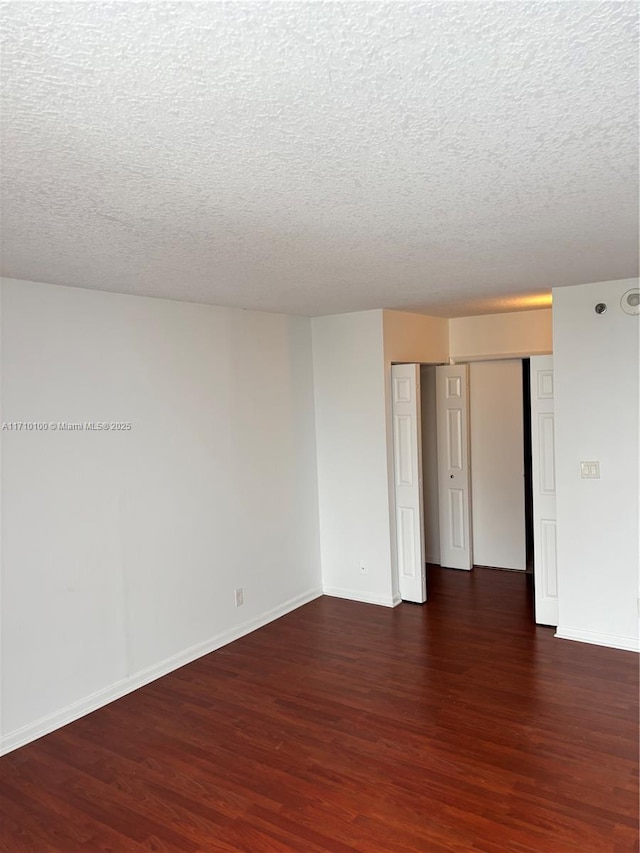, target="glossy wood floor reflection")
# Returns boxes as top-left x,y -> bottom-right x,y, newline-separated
1,567 -> 638,852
